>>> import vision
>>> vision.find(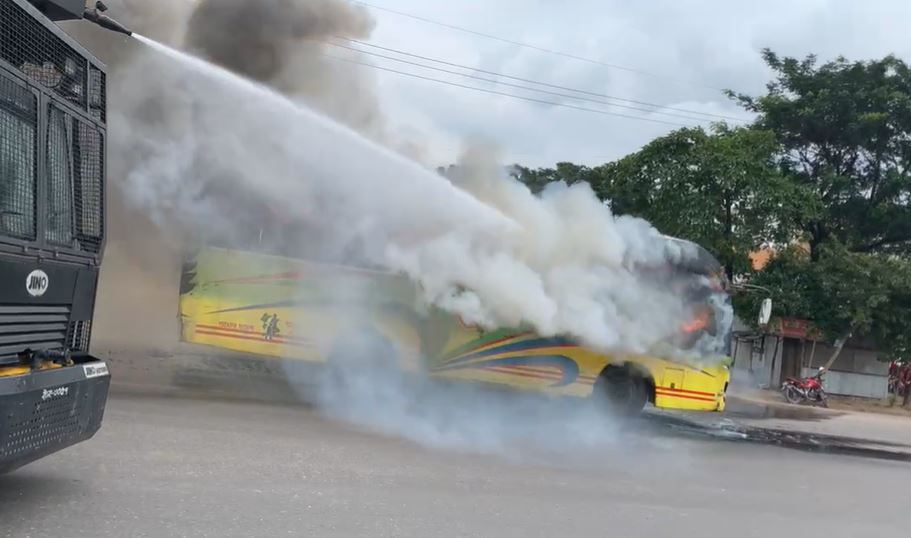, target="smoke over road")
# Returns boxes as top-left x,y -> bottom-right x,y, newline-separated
64,0 -> 728,454
184,0 -> 389,143
63,0 -> 403,352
